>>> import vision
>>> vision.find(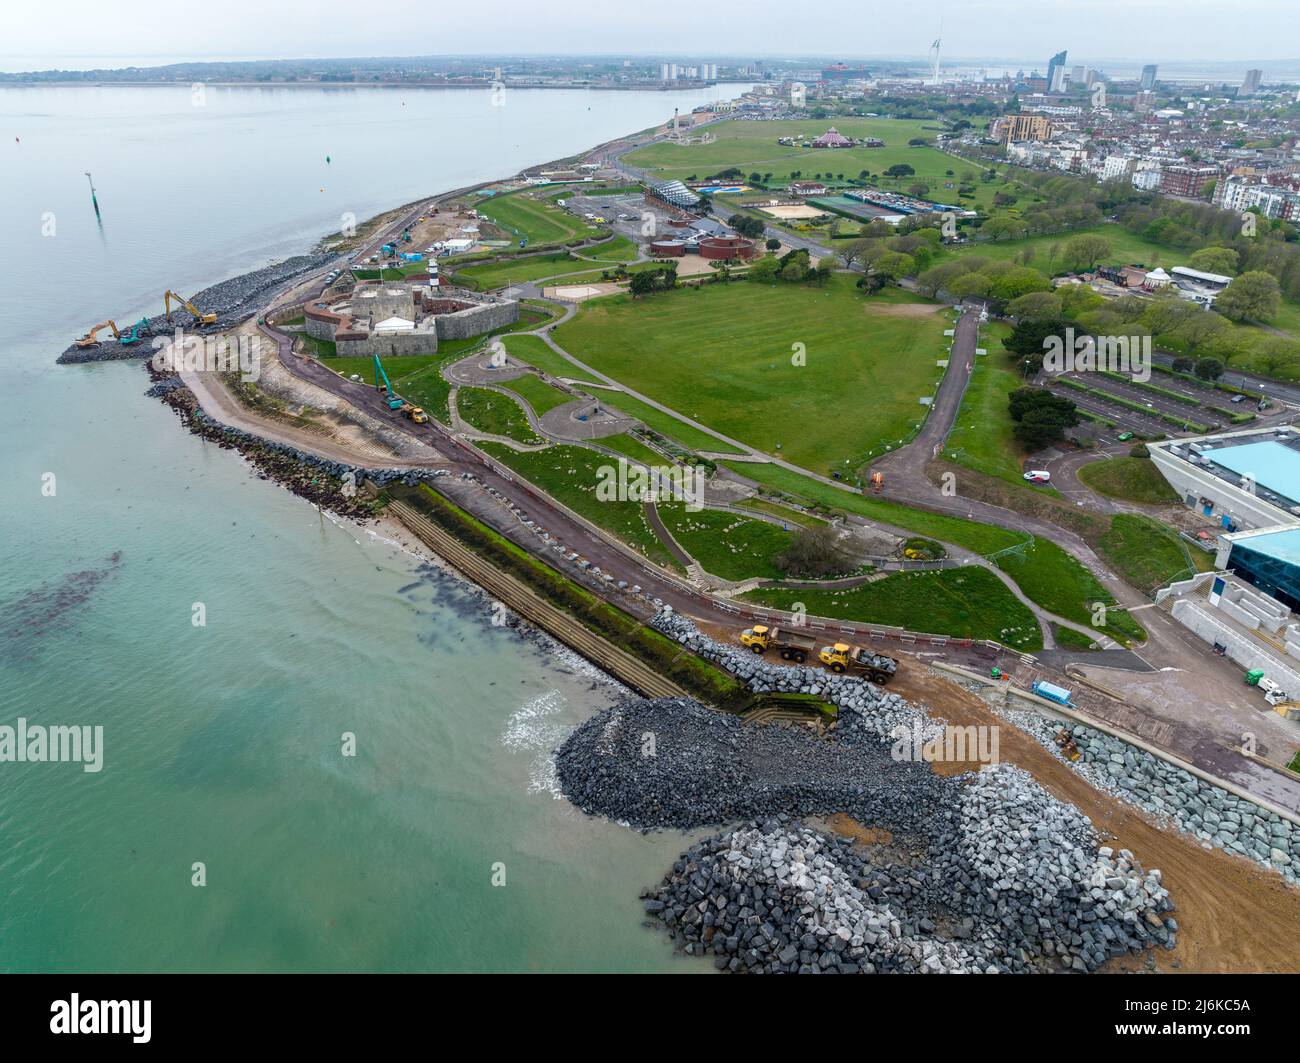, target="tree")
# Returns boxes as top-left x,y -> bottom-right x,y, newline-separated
1215,270 -> 1281,322
747,255 -> 780,283
871,251 -> 914,285
838,238 -> 875,269
948,272 -> 994,299
1193,357 -> 1224,381
765,237 -> 781,251
990,266 -> 1052,301
1008,388 -> 1079,449
1171,356 -> 1195,374
1006,292 -> 1063,321
1188,246 -> 1239,276
884,163 -> 915,180
1064,234 -> 1112,270
1004,317 -> 1070,376
907,182 -> 930,198
628,271 -> 658,298
775,525 -> 857,579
